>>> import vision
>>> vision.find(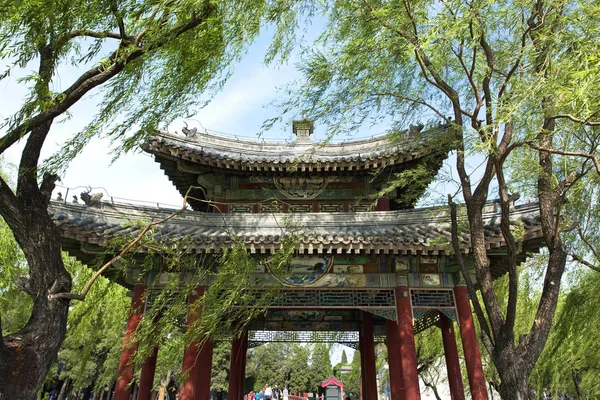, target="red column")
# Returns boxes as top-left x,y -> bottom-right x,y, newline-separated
229,334 -> 244,400
439,314 -> 465,400
137,345 -> 159,400
197,341 -> 214,400
375,197 -> 390,211
386,320 -> 405,400
358,331 -> 366,400
454,286 -> 488,400
362,312 -> 378,400
395,287 -> 420,400
239,331 -> 249,397
115,284 -> 146,400
137,313 -> 163,400
180,287 -> 214,400
213,198 -> 228,213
